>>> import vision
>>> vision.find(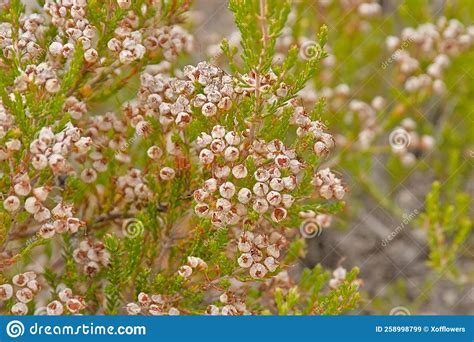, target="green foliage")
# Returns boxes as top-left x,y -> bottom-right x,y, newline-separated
420,181 -> 472,279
